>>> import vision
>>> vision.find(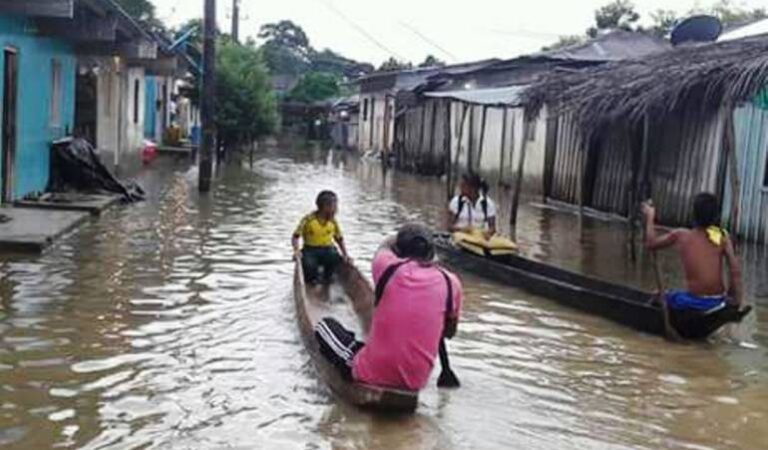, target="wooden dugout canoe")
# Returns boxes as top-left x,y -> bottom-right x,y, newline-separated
434,235 -> 748,340
293,260 -> 419,412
